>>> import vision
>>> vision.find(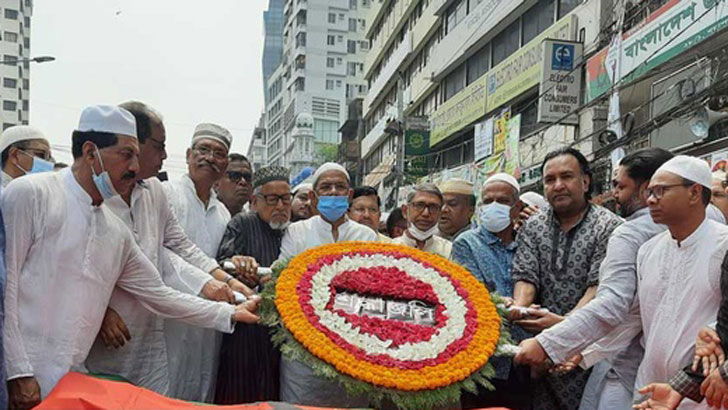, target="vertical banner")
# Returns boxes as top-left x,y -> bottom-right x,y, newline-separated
505,114 -> 521,179
493,107 -> 511,154
474,118 -> 494,162
405,130 -> 430,179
